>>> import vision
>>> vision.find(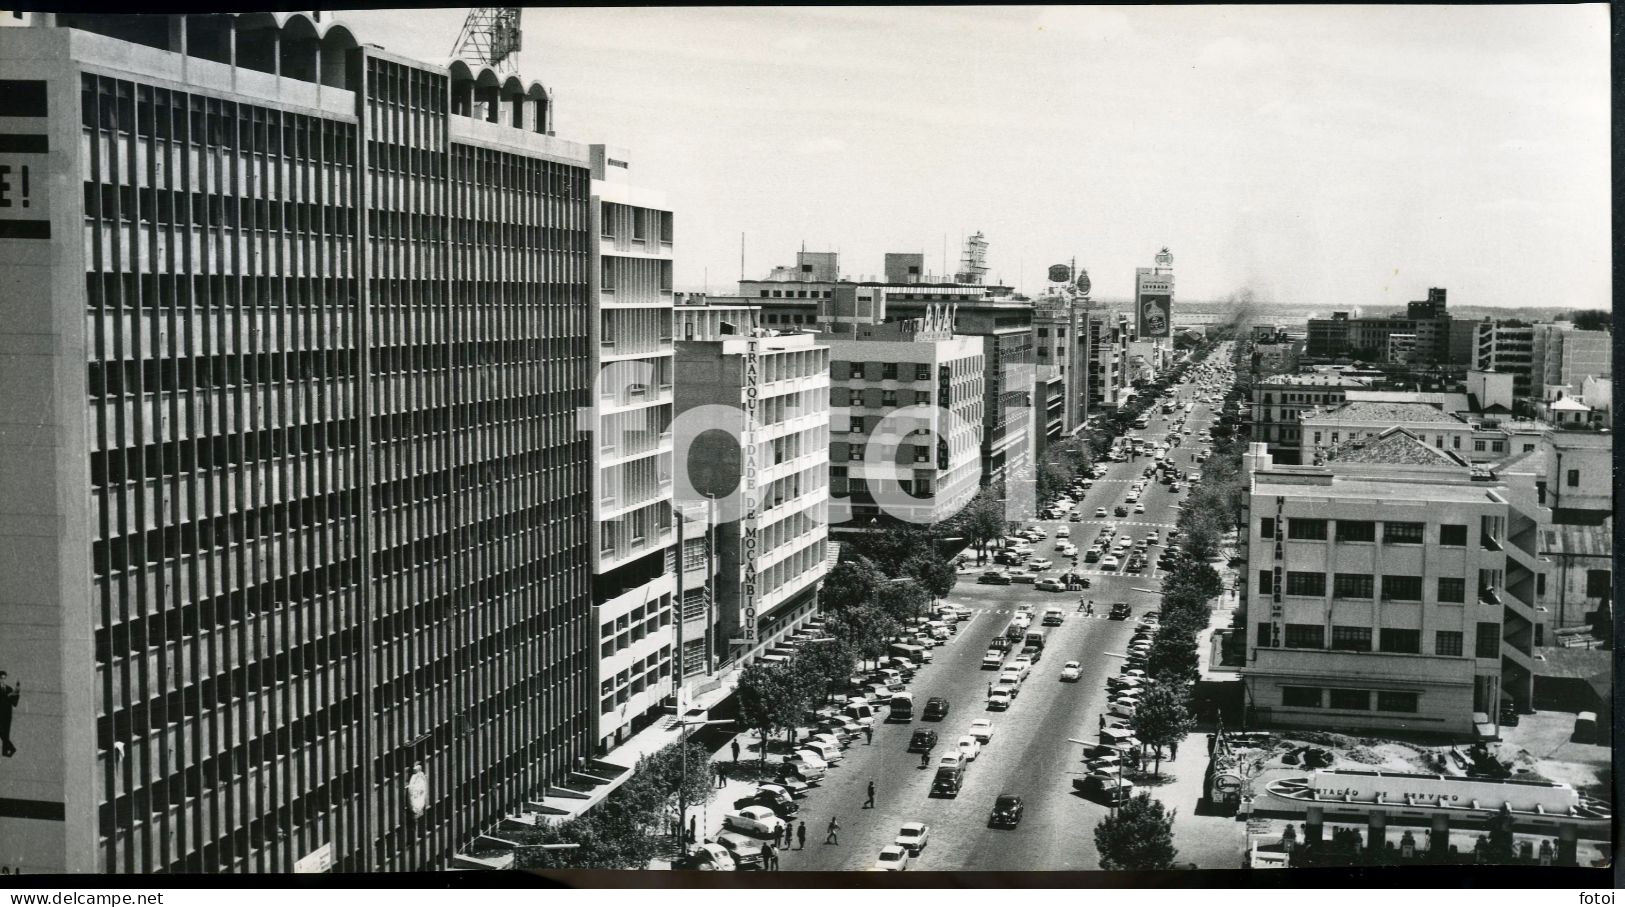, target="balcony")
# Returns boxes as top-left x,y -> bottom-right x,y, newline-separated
1480,535 -> 1503,553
